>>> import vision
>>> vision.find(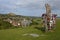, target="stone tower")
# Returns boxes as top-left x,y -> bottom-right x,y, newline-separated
45,3 -> 51,18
